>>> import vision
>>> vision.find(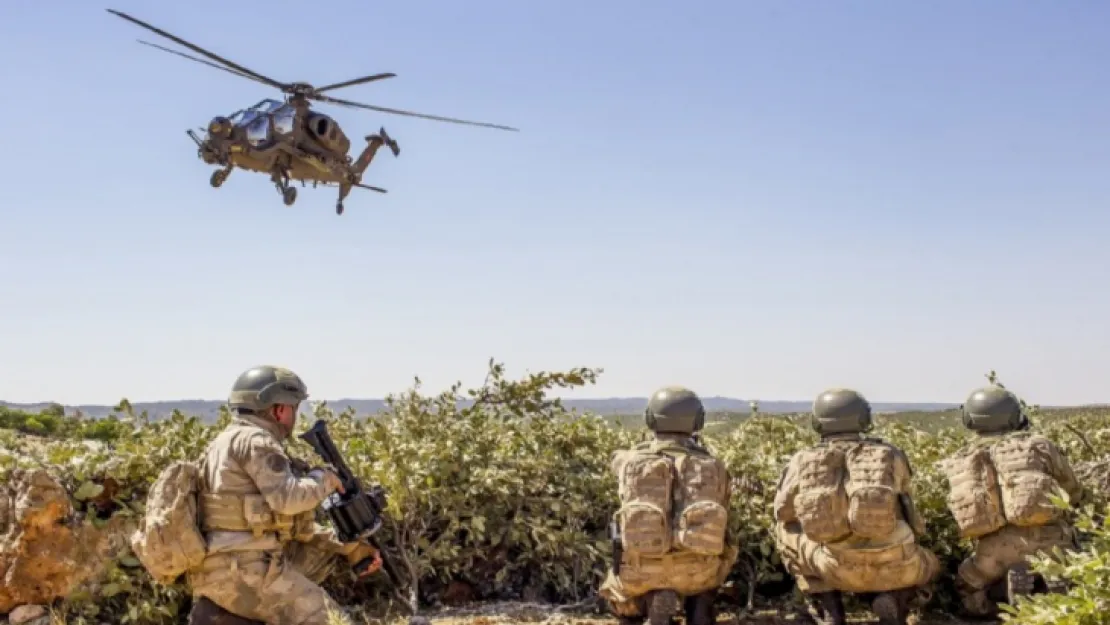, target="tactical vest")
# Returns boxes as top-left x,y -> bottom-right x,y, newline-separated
944,432 -> 1065,539
792,438 -> 902,543
199,491 -> 316,542
615,439 -> 730,559
196,431 -> 316,542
